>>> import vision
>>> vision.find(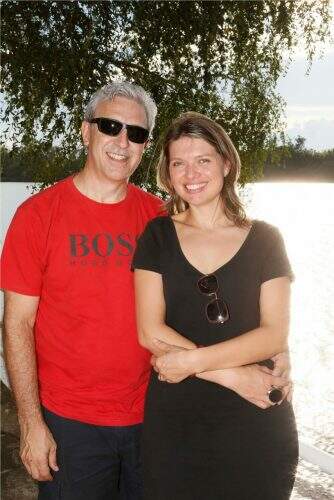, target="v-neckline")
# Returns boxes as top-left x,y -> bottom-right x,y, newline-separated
168,216 -> 256,276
